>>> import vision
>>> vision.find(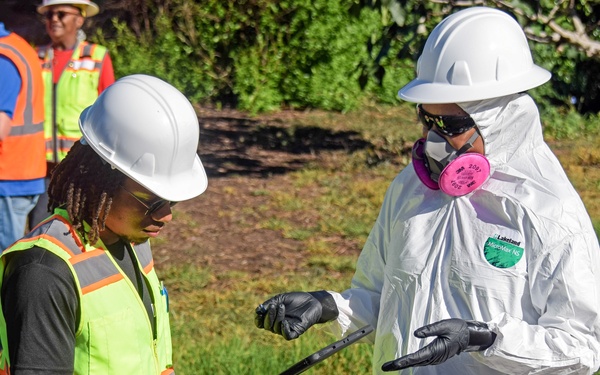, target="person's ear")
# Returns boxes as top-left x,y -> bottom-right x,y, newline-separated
75,14 -> 84,28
